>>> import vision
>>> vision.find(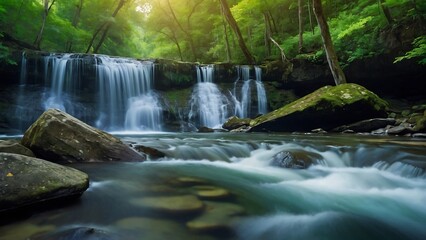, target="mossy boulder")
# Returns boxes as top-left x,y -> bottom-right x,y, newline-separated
222,116 -> 251,131
249,83 -> 388,132
0,153 -> 89,212
21,109 -> 144,163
